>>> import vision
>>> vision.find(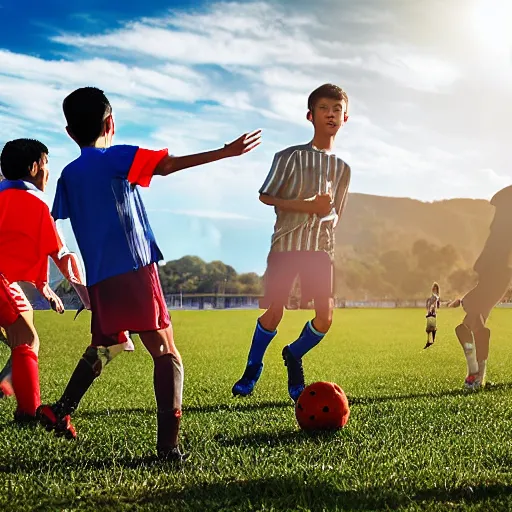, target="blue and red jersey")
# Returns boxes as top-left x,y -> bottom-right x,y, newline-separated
51,145 -> 168,286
